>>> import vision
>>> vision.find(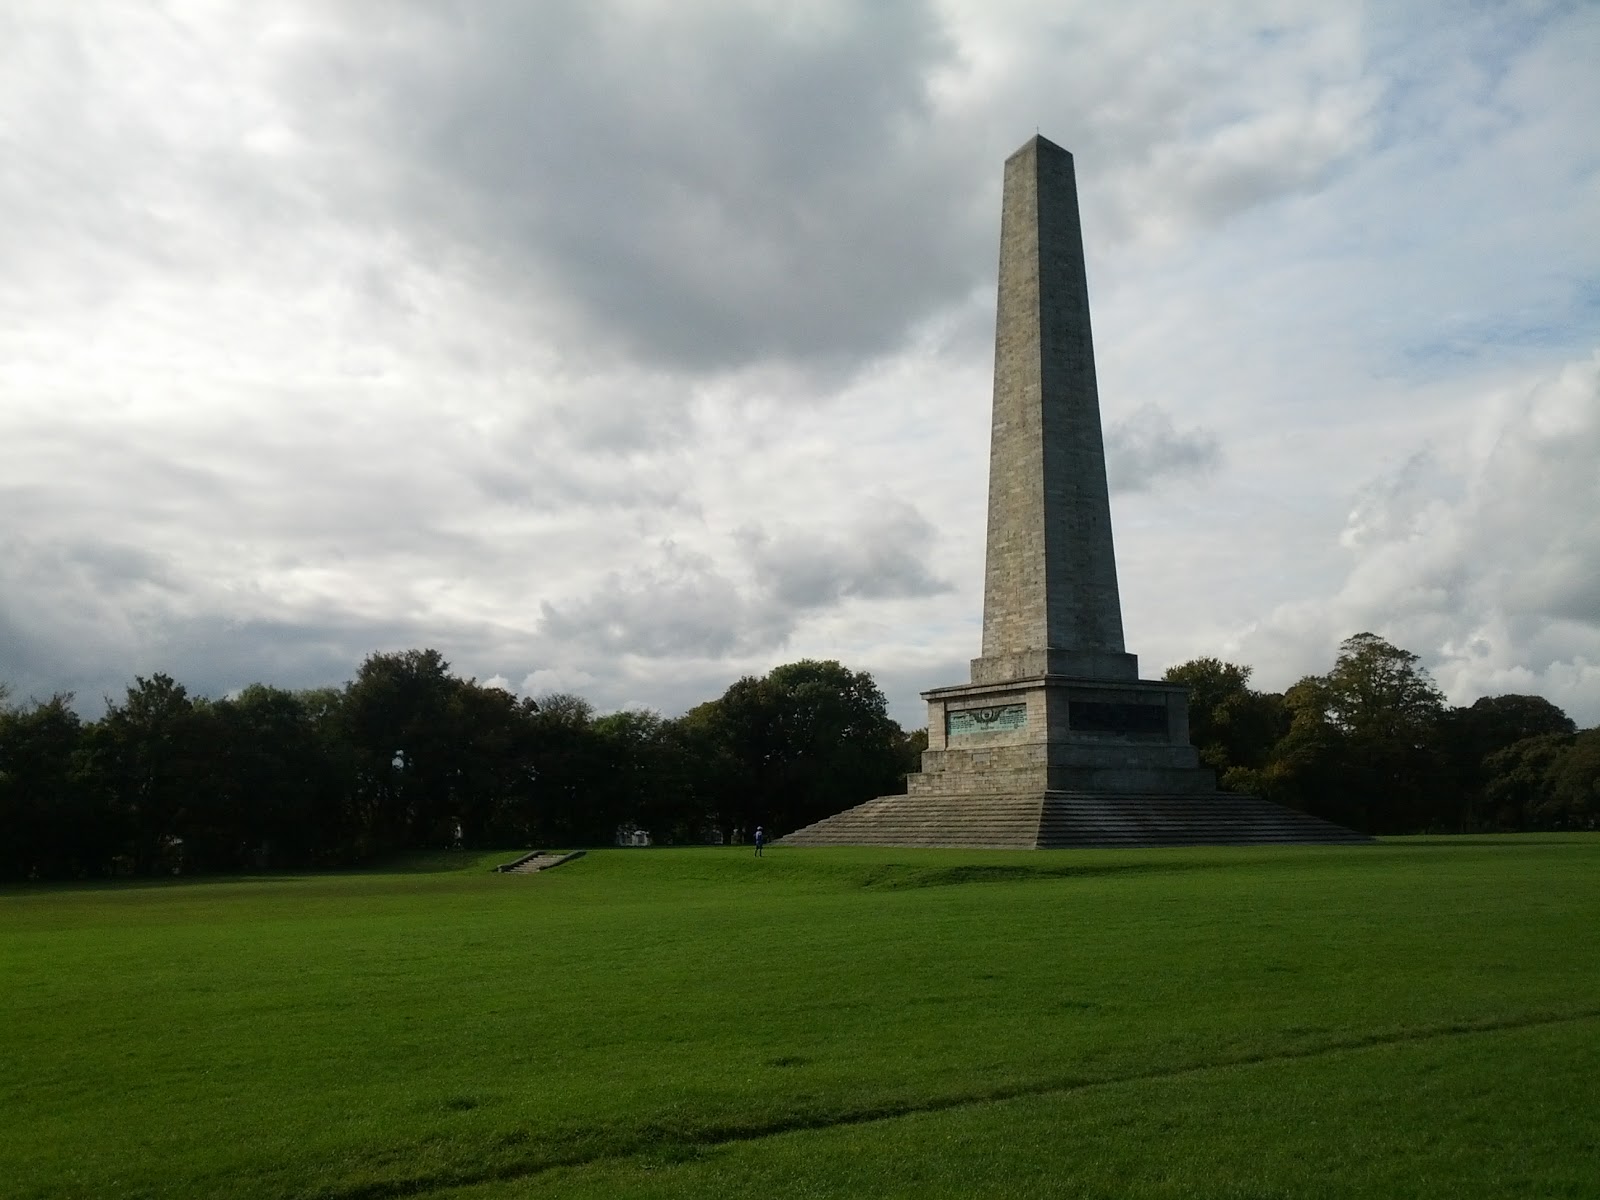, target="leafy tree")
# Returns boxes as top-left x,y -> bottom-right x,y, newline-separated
525,691 -> 601,842
1483,733 -> 1574,830
1320,633 -> 1446,741
341,649 -> 465,855
202,685 -> 355,869
1452,694 -> 1577,747
0,694 -> 100,880
1162,657 -> 1287,783
673,700 -> 746,841
1229,675 -> 1356,826
696,660 -> 906,838
898,726 -> 930,784
1542,728 -> 1600,829
88,674 -> 211,874
449,684 -> 541,849
1321,634 -> 1450,831
589,708 -> 699,843
1228,635 -> 1449,833
1440,695 -> 1576,830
